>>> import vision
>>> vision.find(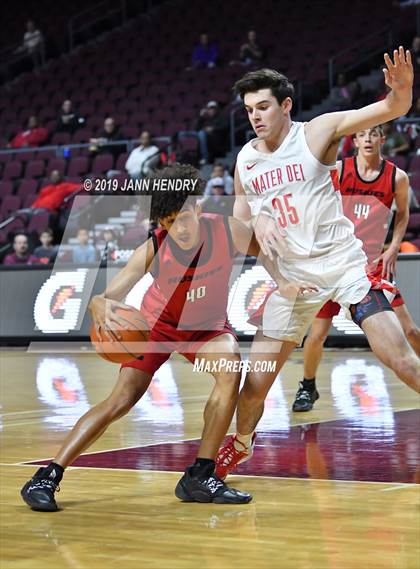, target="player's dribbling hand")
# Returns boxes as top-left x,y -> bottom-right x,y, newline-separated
383,47 -> 413,94
253,212 -> 286,260
278,282 -> 318,300
88,295 -> 133,340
